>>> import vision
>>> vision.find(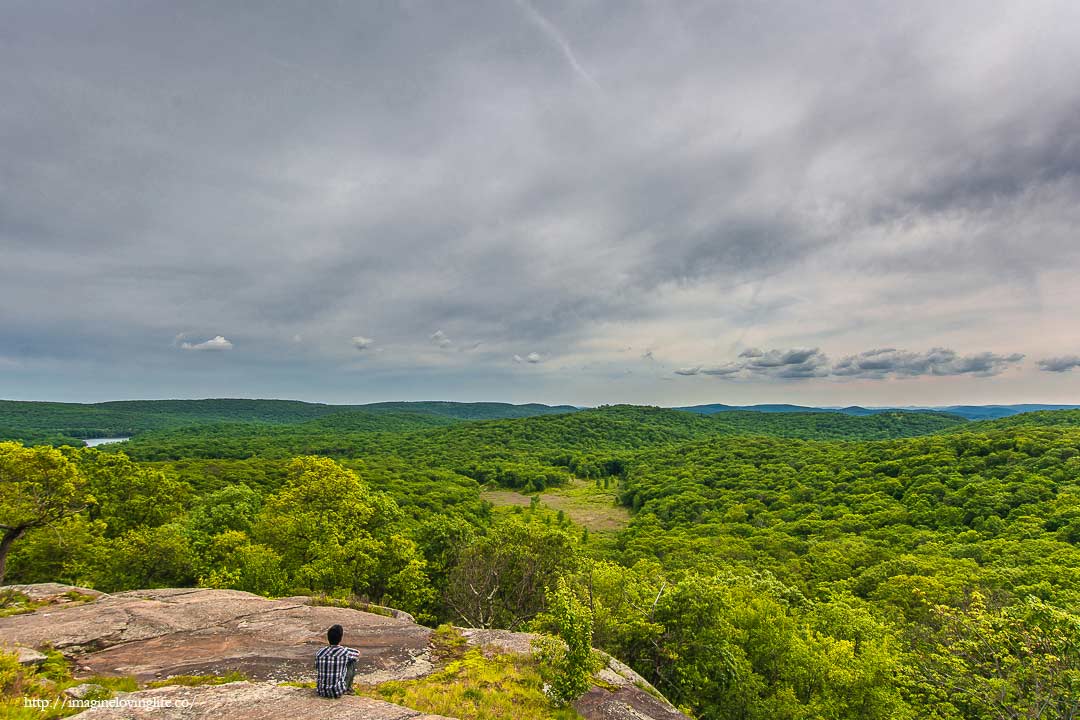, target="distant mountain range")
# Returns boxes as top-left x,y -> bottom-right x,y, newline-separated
674,403 -> 1080,420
